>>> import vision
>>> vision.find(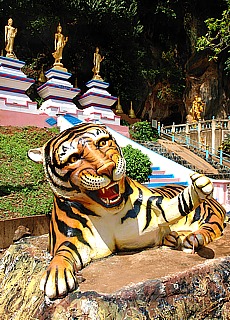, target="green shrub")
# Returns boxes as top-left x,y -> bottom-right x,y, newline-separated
221,134 -> 230,154
122,144 -> 152,183
129,121 -> 159,141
